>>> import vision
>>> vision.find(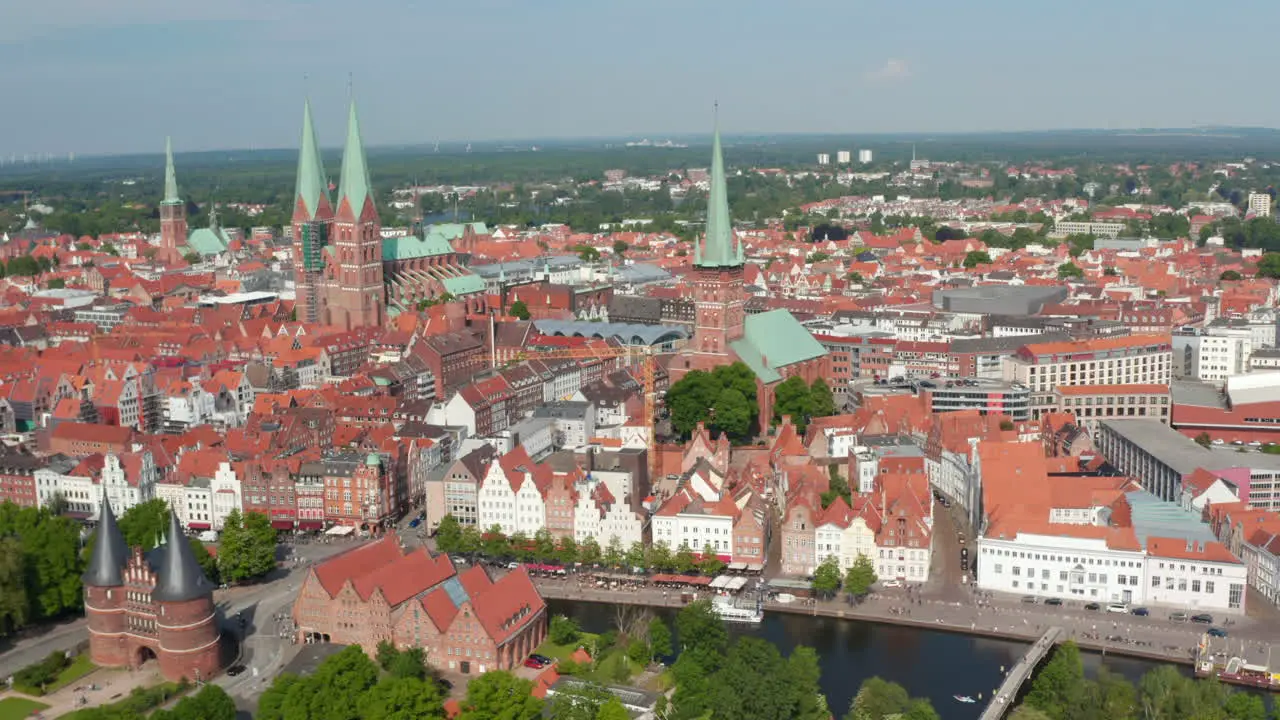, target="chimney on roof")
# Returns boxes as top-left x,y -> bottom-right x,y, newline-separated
1186,538 -> 1193,552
